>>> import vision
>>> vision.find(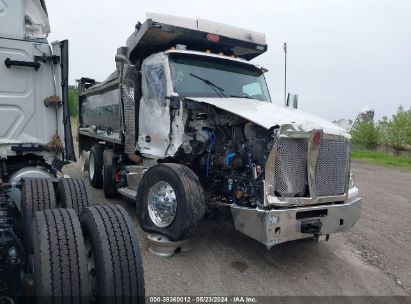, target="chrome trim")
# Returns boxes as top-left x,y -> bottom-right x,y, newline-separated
232,188 -> 361,249
147,181 -> 178,228
264,124 -> 351,207
307,129 -> 322,199
79,129 -> 122,145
